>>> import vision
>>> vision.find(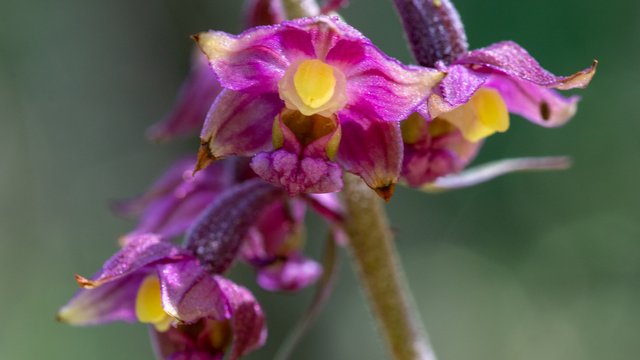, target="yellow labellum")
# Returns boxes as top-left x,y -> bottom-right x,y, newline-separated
294,59 -> 336,109
441,88 -> 509,142
135,275 -> 170,330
